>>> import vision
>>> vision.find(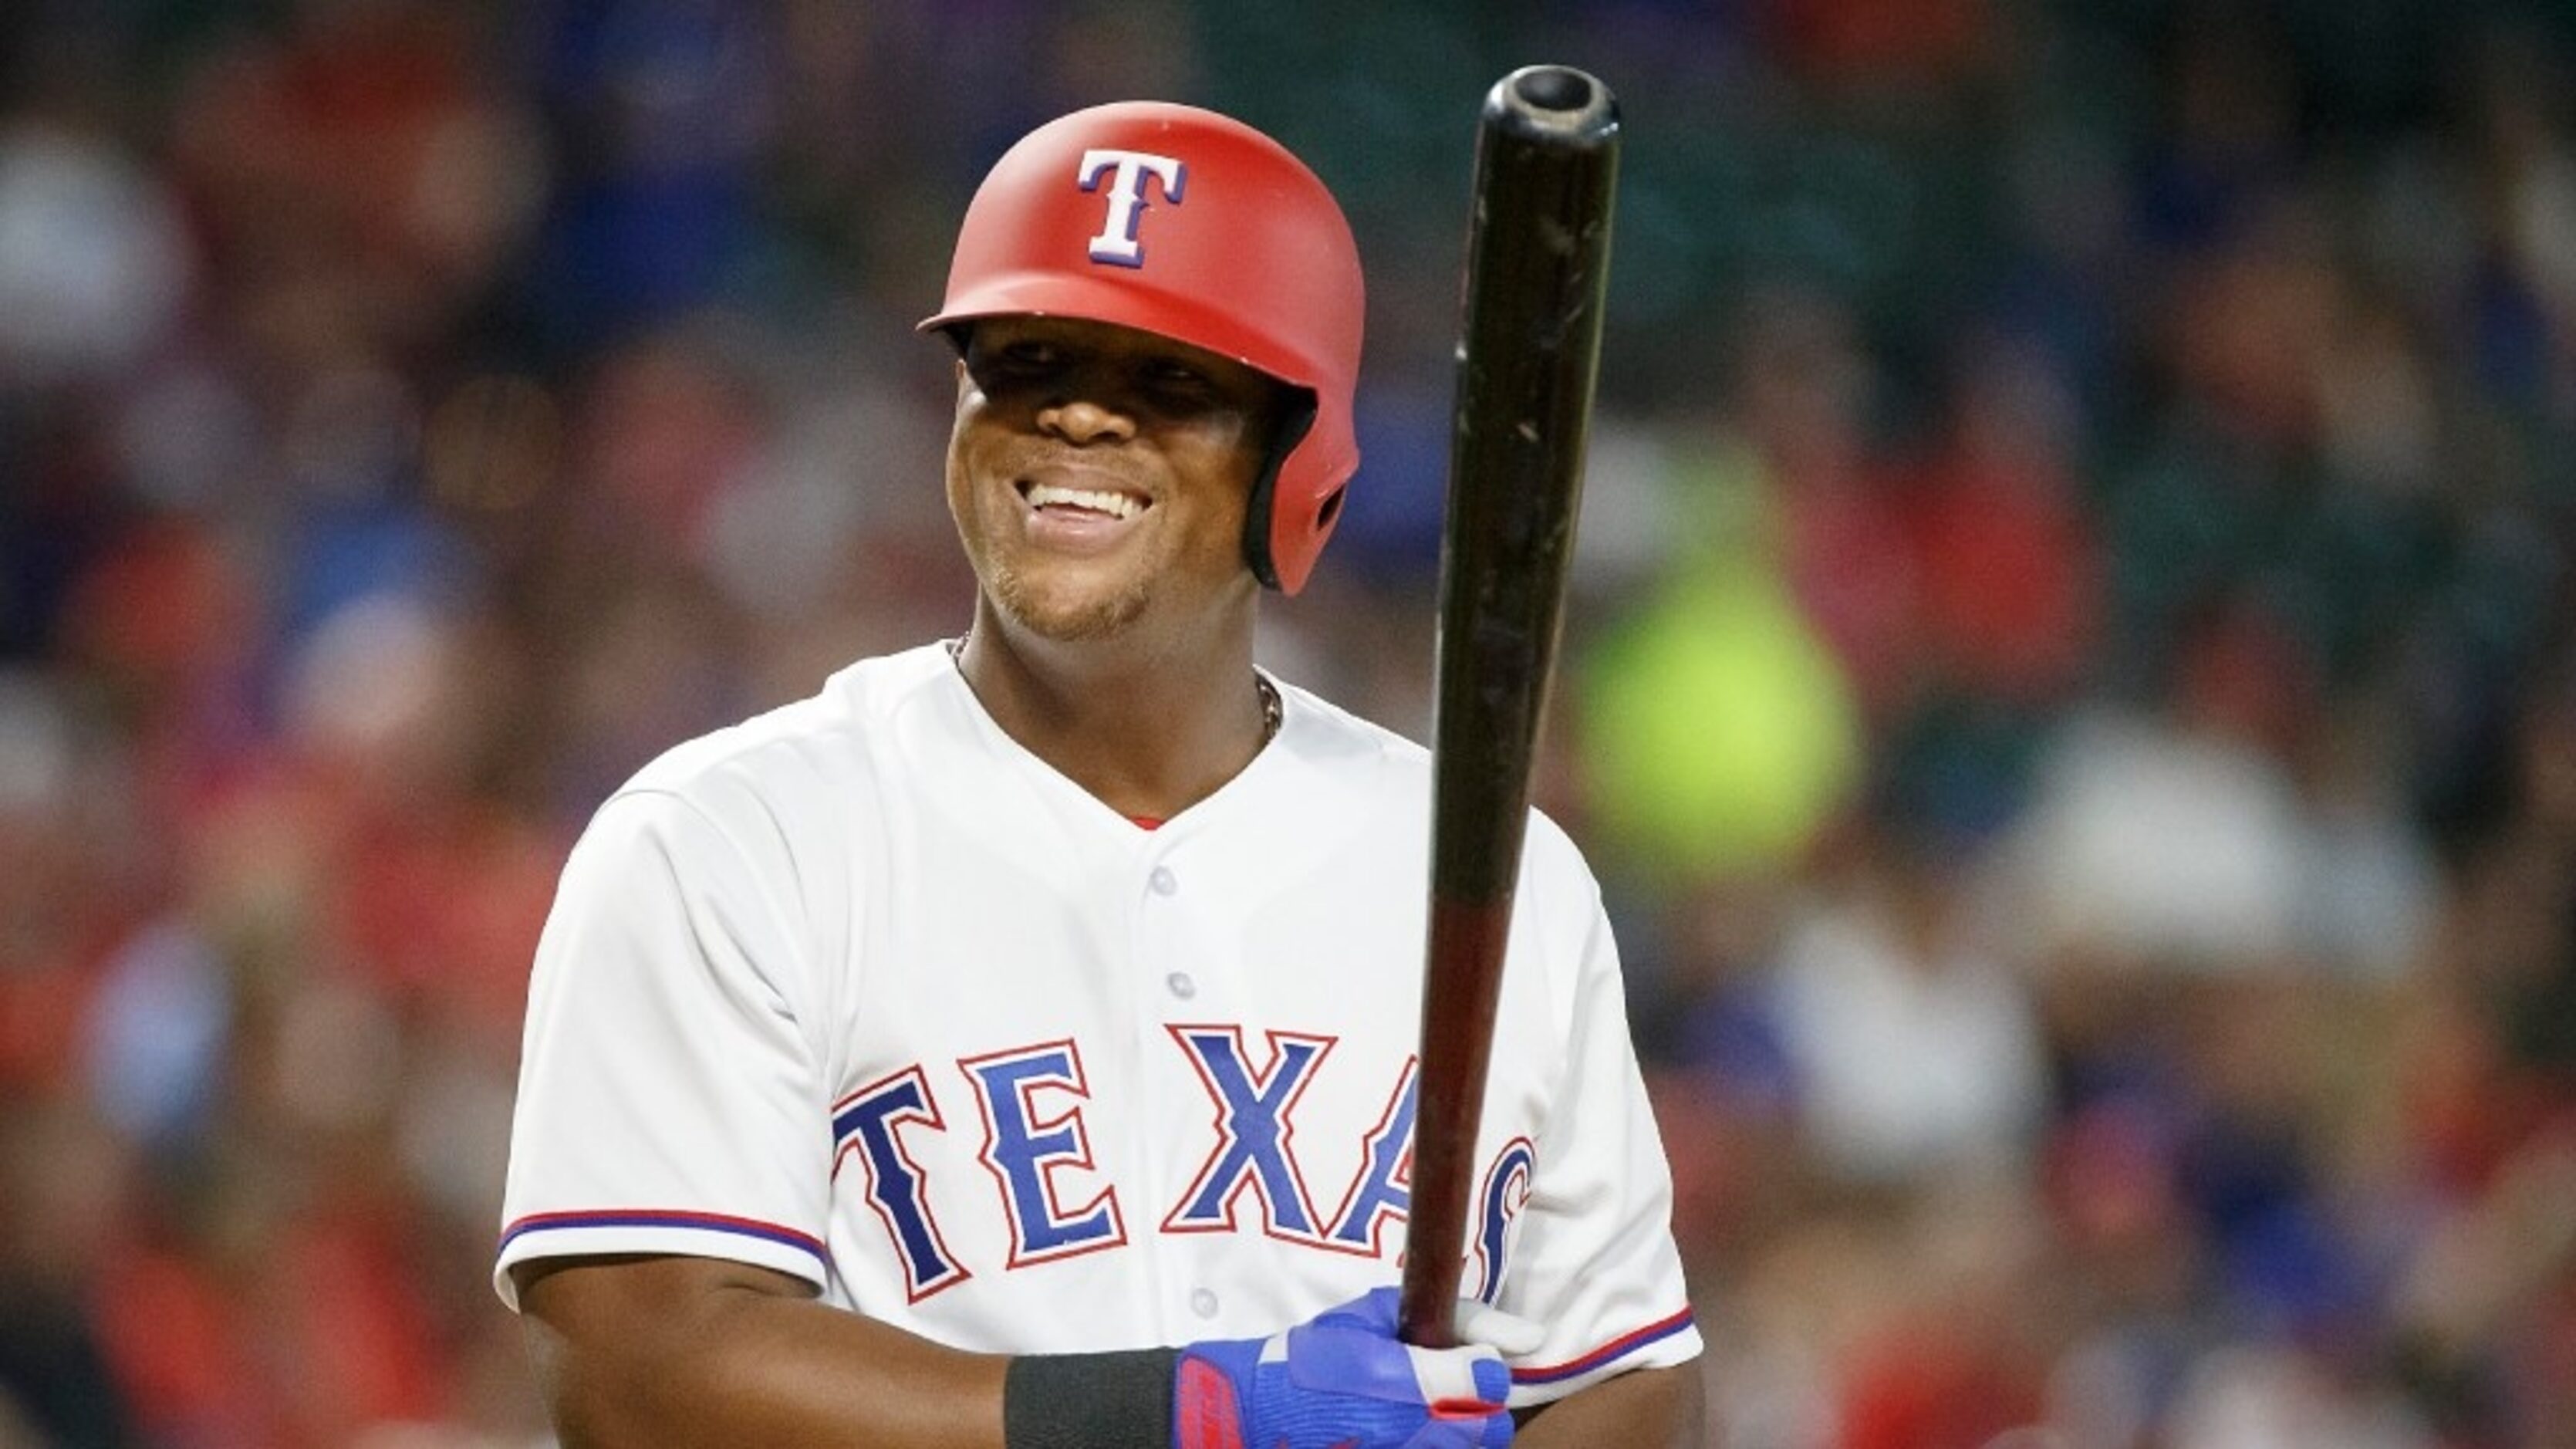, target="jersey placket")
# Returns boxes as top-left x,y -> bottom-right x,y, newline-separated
1126,822 -> 1217,1340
